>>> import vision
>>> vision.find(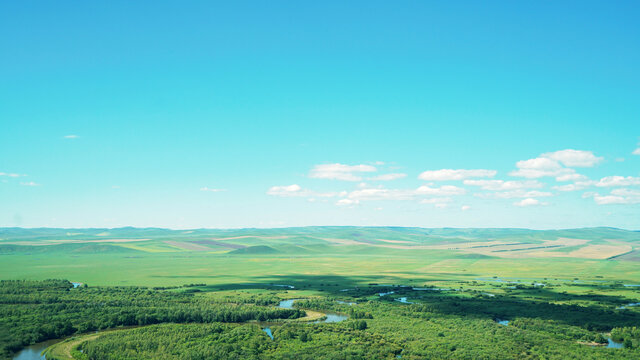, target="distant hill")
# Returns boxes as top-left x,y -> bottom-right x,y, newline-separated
0,226 -> 638,260
229,245 -> 278,255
